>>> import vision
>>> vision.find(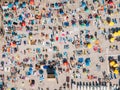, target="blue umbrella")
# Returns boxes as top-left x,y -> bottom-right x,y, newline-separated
54,3 -> 59,9
14,0 -> 19,5
14,1 -> 19,6
29,67 -> 33,71
40,75 -> 44,81
8,3 -> 13,8
22,2 -> 26,8
31,20 -> 35,25
63,52 -> 68,56
86,22 -> 90,27
19,15 -> 23,21
12,31 -> 16,35
81,1 -> 86,8
63,58 -> 67,63
54,70 -> 58,78
72,23 -> 76,27
43,65 -> 48,69
39,69 -> 44,74
11,88 -> 16,90
26,71 -> 31,75
78,58 -> 84,63
48,12 -> 52,18
30,64 -> 33,67
5,13 -> 9,18
29,68 -> 33,75
84,6 -> 89,12
85,58 -> 91,66
64,22 -> 69,26
8,20 -> 12,26
102,0 -> 104,4
59,9 -> 64,15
